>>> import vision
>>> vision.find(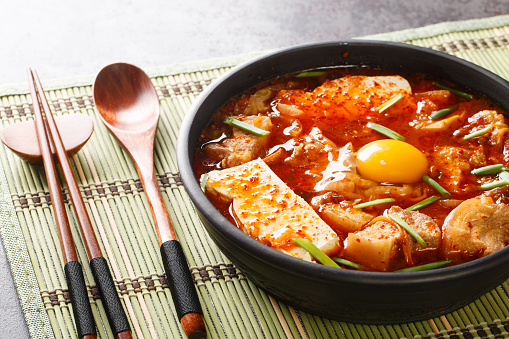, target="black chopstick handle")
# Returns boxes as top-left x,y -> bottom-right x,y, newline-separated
89,257 -> 131,335
160,240 -> 203,319
64,261 -> 97,338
